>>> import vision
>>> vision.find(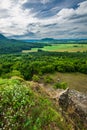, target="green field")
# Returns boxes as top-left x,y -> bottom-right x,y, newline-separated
42,44 -> 87,52
26,44 -> 87,52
